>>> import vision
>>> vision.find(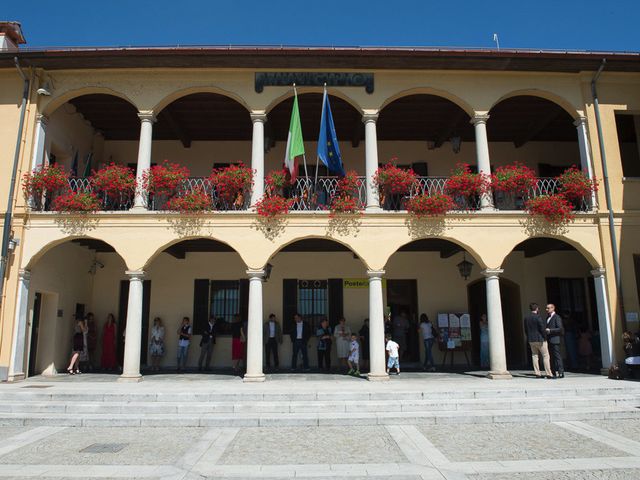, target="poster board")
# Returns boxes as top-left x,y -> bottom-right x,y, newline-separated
437,312 -> 472,351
